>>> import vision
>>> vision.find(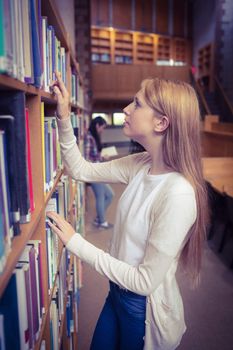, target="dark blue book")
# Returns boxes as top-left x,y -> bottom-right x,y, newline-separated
0,131 -> 12,254
0,273 -> 21,350
0,91 -> 31,223
30,0 -> 42,87
1,131 -> 13,238
0,174 -> 6,274
0,115 -> 20,235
